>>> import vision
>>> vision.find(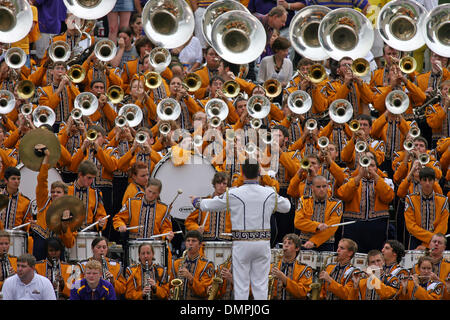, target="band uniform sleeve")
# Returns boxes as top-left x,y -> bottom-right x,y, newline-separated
199,194 -> 228,213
